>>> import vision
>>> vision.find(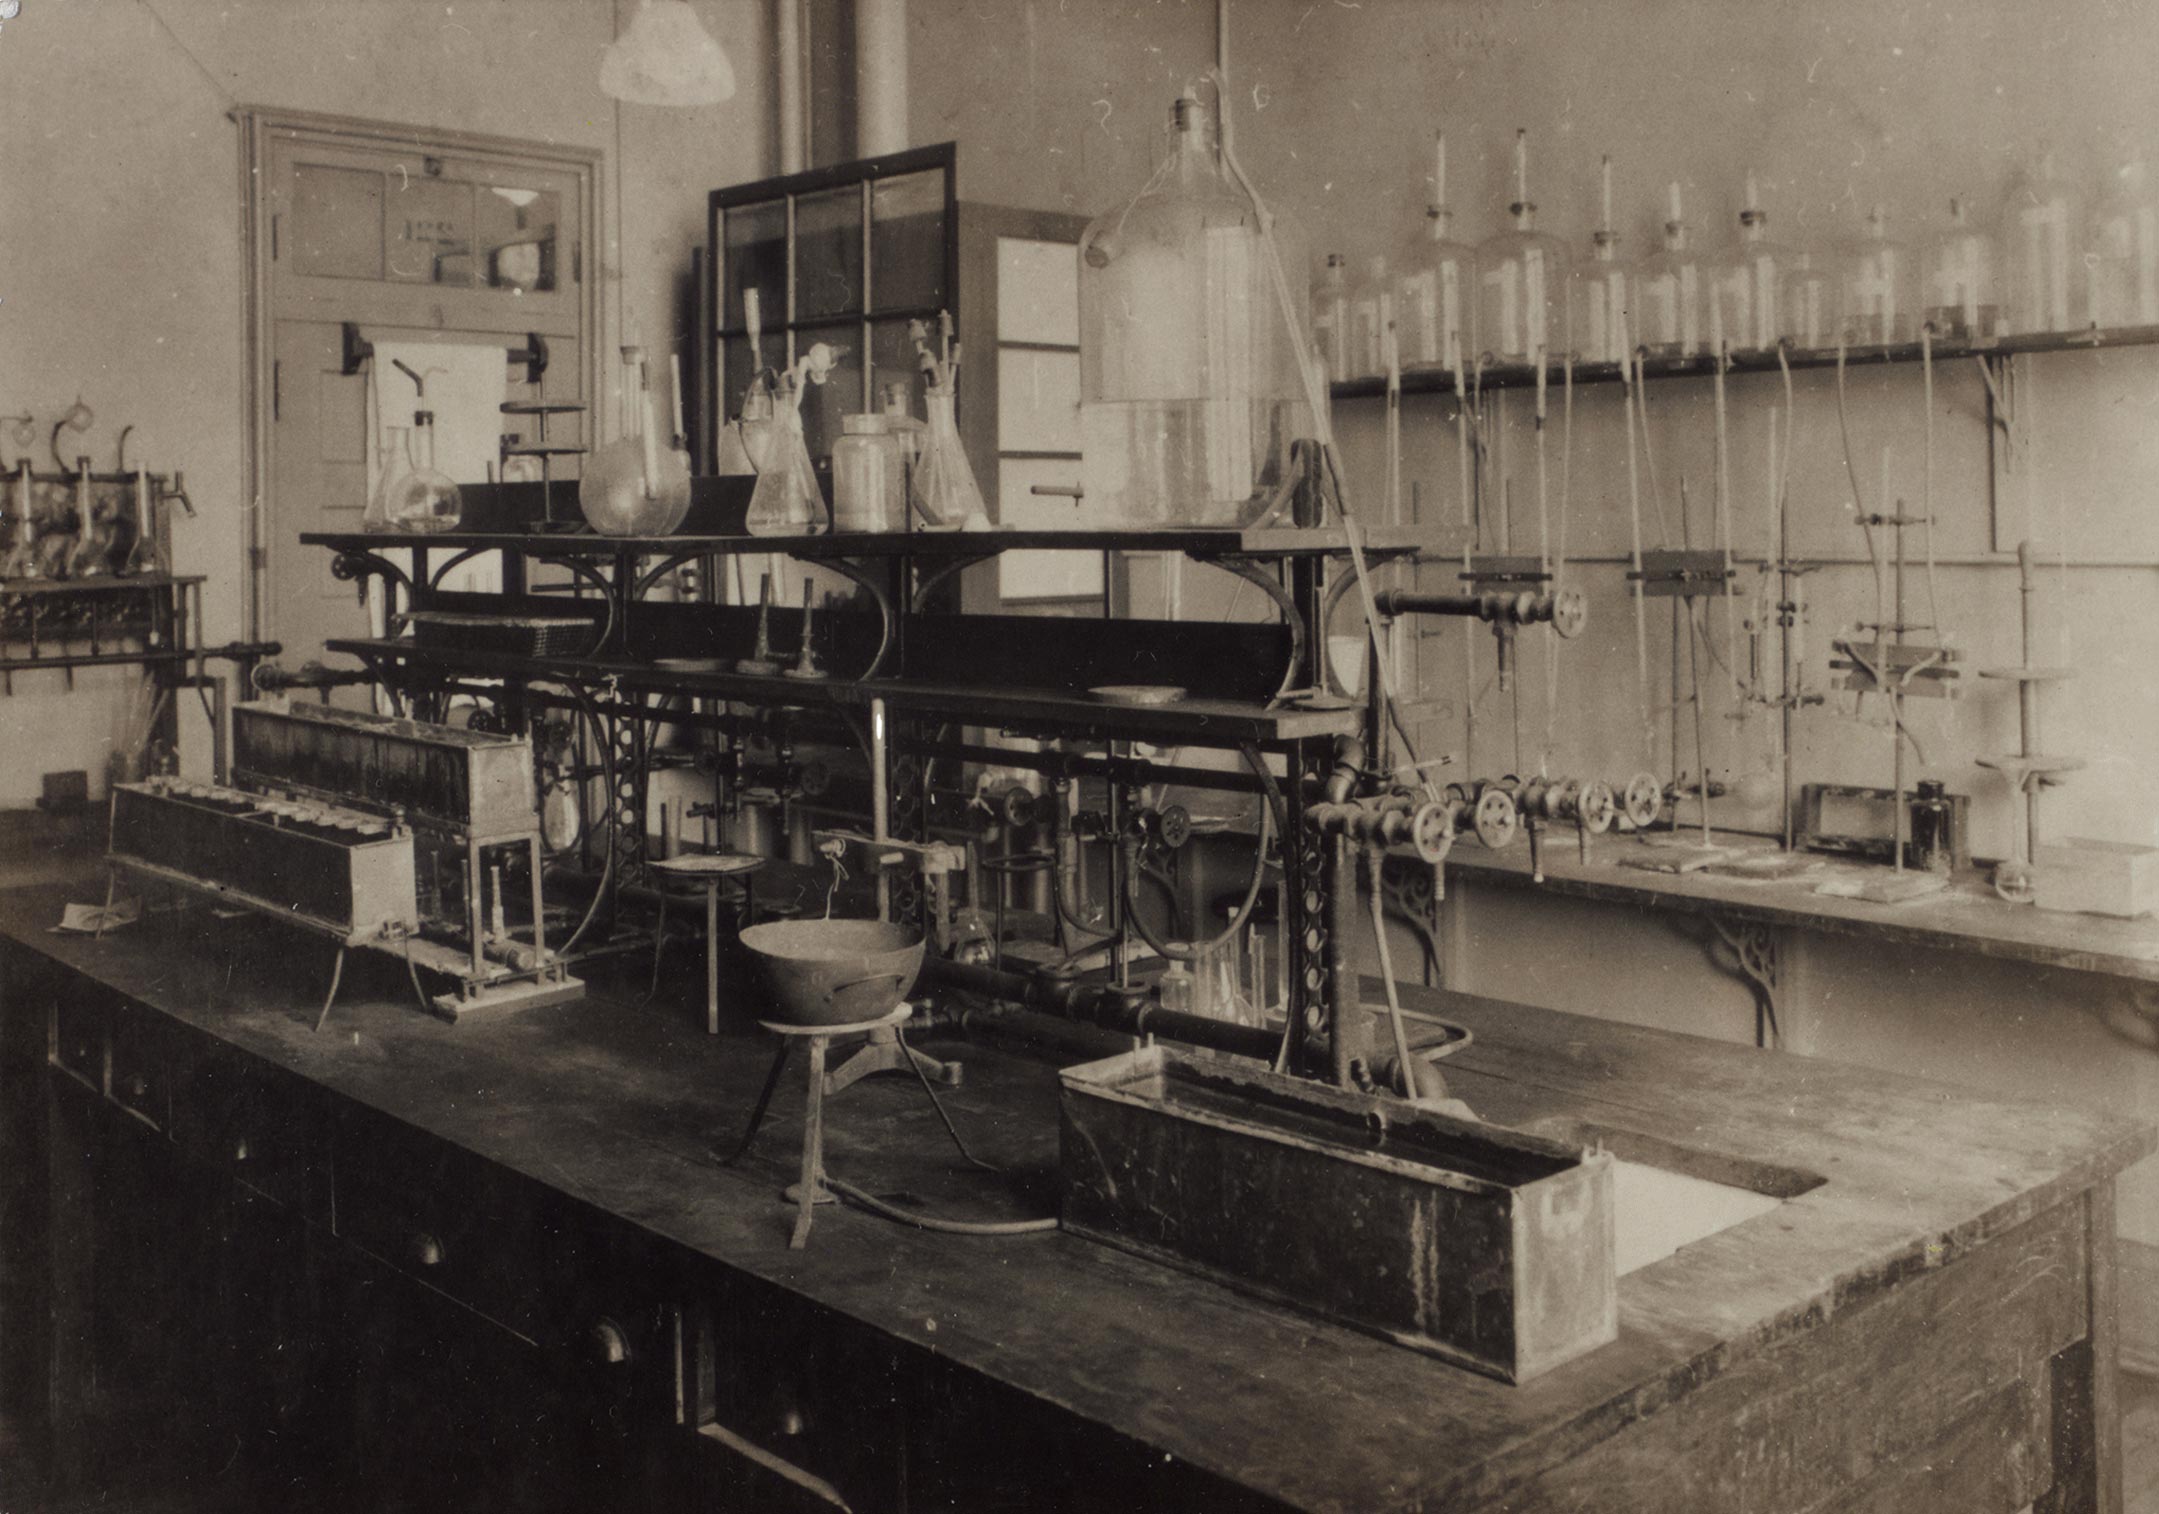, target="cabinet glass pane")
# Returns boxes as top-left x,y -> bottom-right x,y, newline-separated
871,170 -> 947,313
291,164 -> 385,281
479,186 -> 559,294
794,187 -> 863,320
388,177 -> 476,286
722,199 -> 787,331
